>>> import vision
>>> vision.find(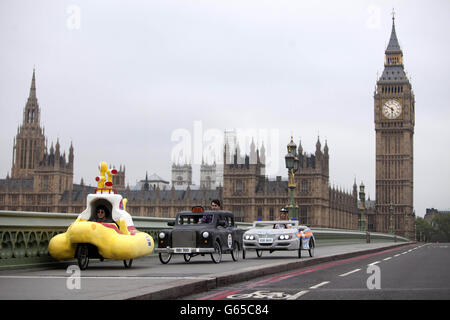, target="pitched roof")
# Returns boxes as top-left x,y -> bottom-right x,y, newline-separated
385,17 -> 402,54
